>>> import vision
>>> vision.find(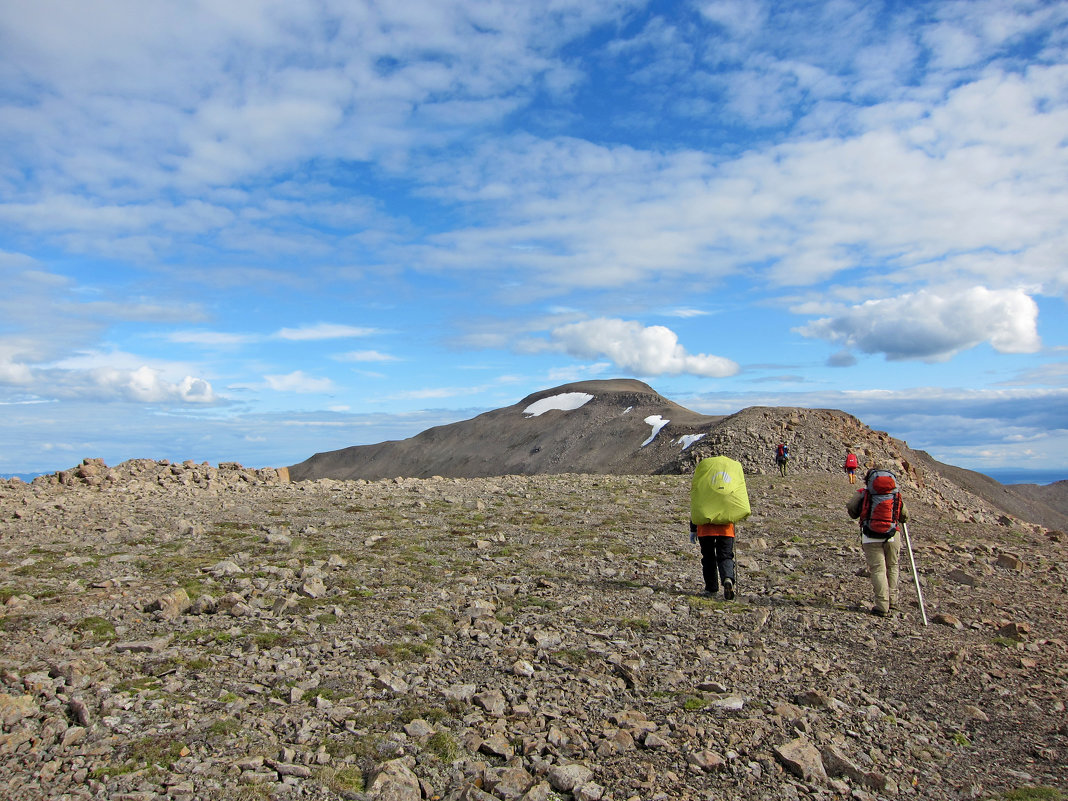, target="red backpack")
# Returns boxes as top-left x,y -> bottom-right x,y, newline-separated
845,453 -> 858,469
860,470 -> 902,538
